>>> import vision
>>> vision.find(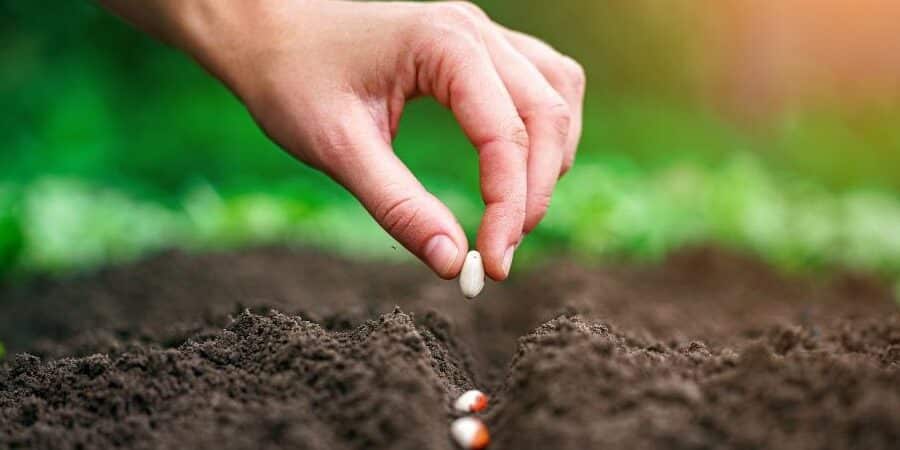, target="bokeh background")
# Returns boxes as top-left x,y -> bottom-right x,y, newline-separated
3,0 -> 900,289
